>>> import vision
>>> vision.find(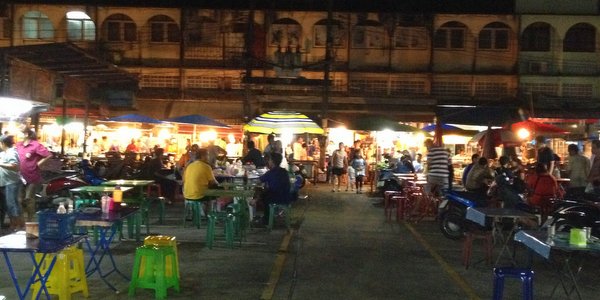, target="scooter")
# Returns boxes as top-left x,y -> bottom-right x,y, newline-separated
438,189 -> 489,240
375,169 -> 404,196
